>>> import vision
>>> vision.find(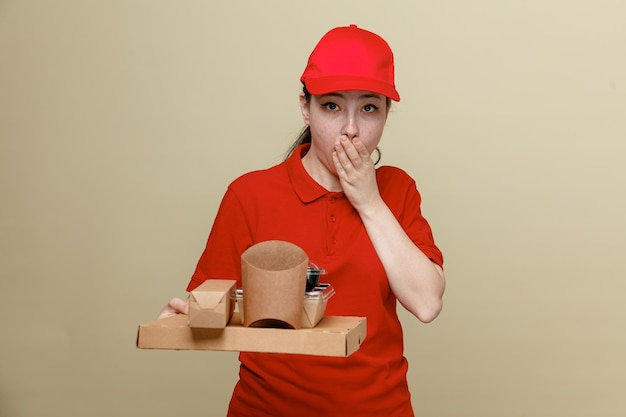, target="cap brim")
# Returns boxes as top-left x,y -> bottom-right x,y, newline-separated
304,76 -> 400,101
